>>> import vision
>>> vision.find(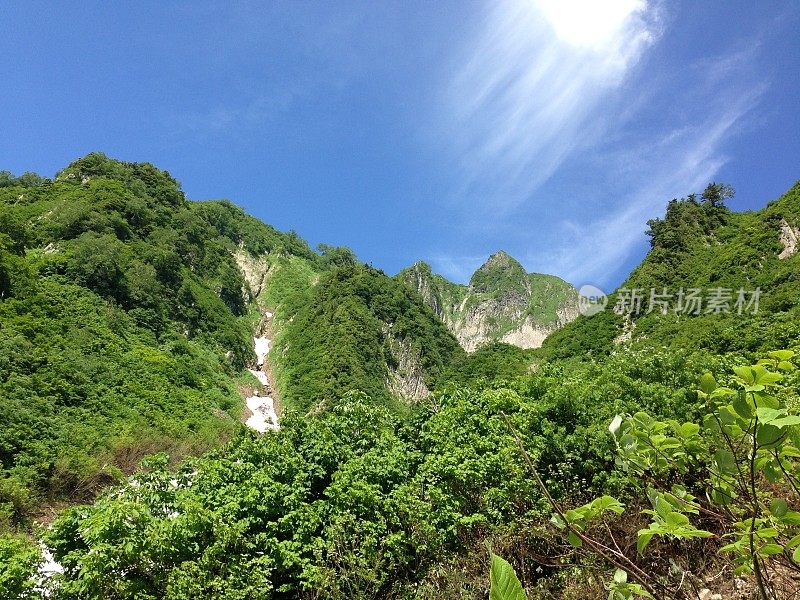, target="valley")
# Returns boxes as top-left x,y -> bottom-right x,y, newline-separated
1,155 -> 799,599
